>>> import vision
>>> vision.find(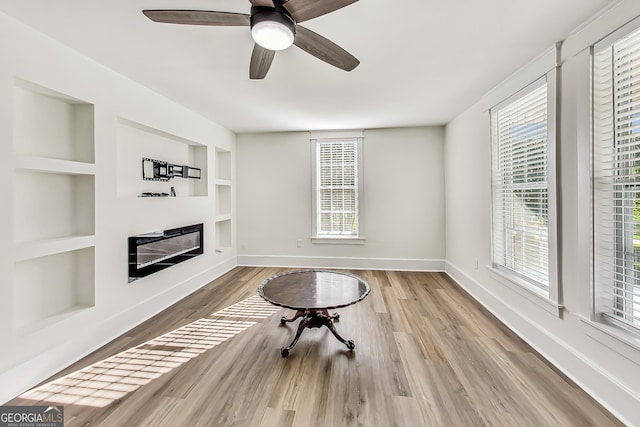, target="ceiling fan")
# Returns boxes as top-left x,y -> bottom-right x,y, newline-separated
143,0 -> 360,79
